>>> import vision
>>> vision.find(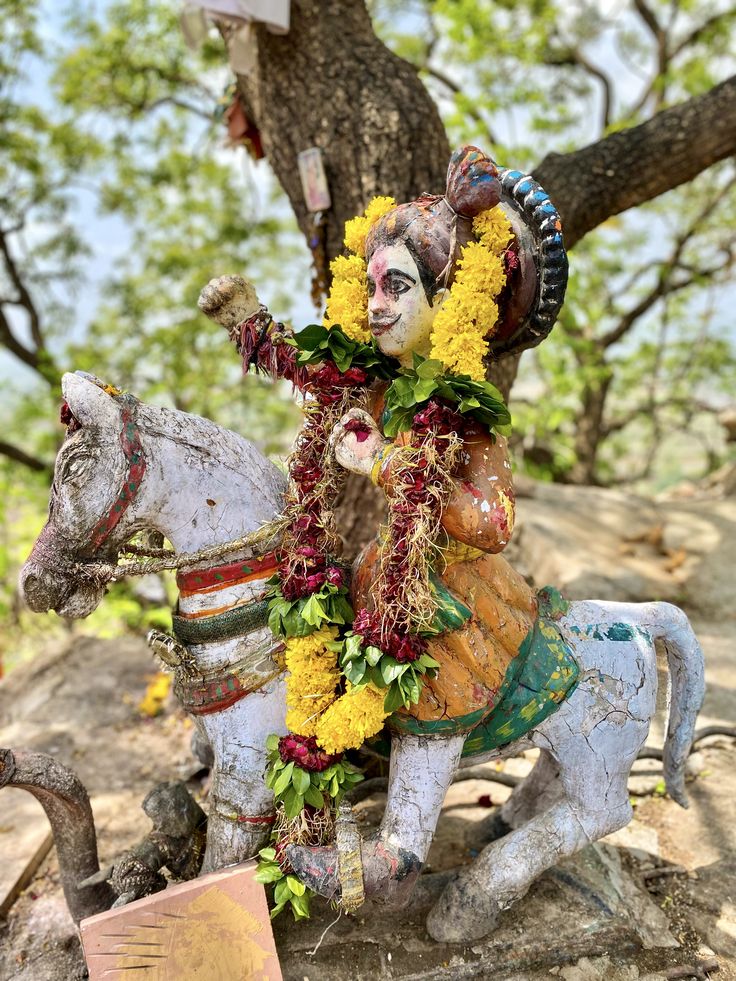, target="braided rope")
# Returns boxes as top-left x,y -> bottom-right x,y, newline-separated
76,517 -> 288,585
